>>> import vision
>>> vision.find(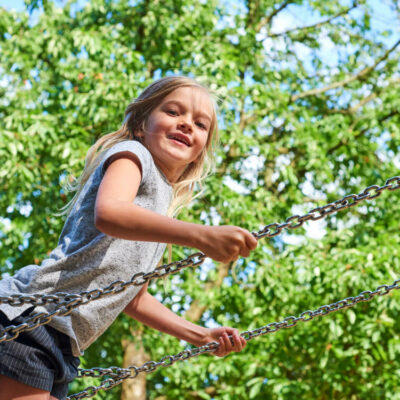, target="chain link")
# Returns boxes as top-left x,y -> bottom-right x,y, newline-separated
0,175 -> 399,397
0,252 -> 206,343
1,175 -> 400,390
1,176 -> 399,342
252,176 -> 400,239
0,176 -> 399,343
68,278 -> 400,399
